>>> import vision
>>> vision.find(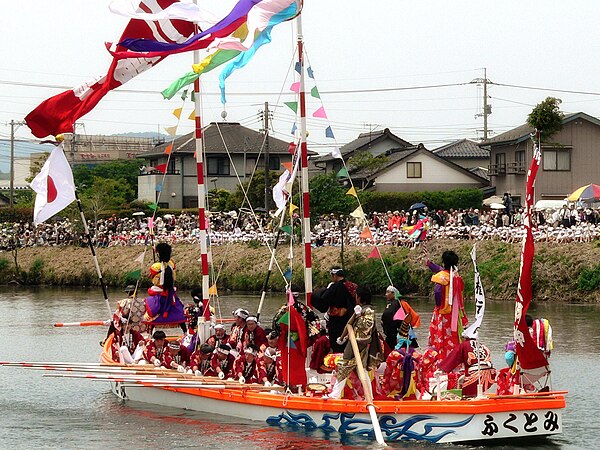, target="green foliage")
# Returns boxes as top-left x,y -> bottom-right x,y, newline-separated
578,265 -> 600,291
347,151 -> 389,177
26,258 -> 45,285
527,97 -> 564,140
359,188 -> 483,213
226,170 -> 280,211
73,159 -> 143,203
0,207 -> 34,222
308,173 -> 355,217
13,190 -> 35,207
0,258 -> 9,272
208,189 -> 231,211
